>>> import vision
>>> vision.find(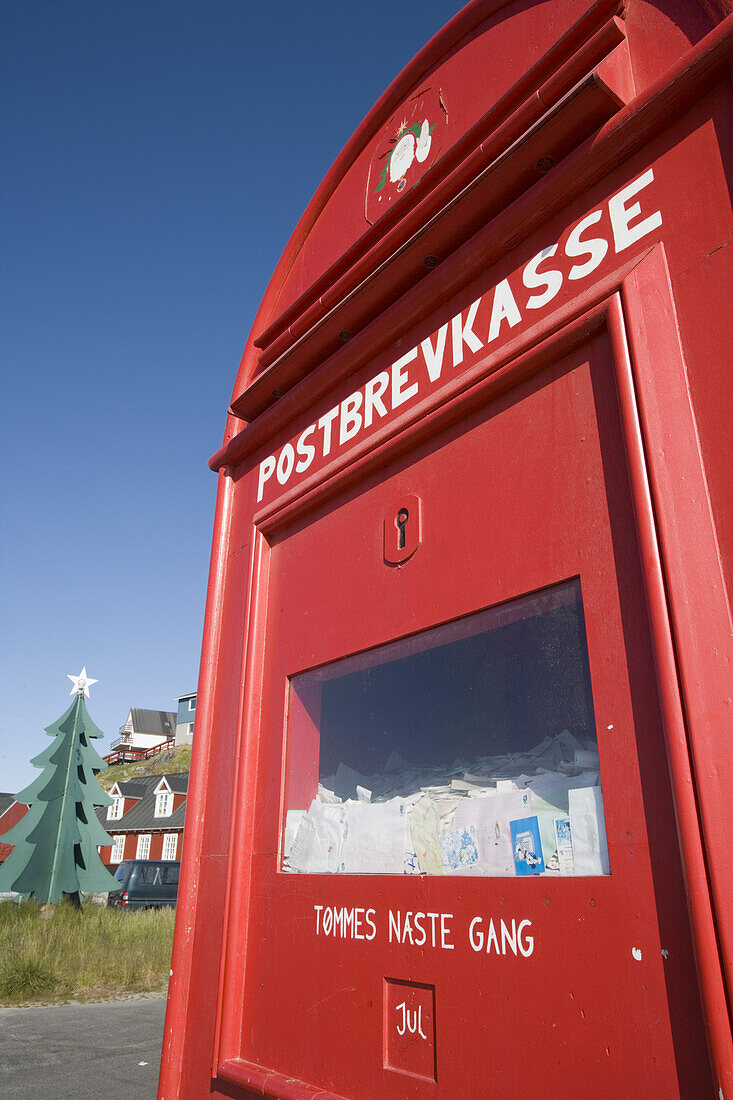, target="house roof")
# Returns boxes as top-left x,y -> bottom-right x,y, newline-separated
0,793 -> 15,818
156,773 -> 188,795
108,775 -> 158,800
129,709 -> 176,737
98,772 -> 188,834
118,776 -> 159,795
166,802 -> 187,829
